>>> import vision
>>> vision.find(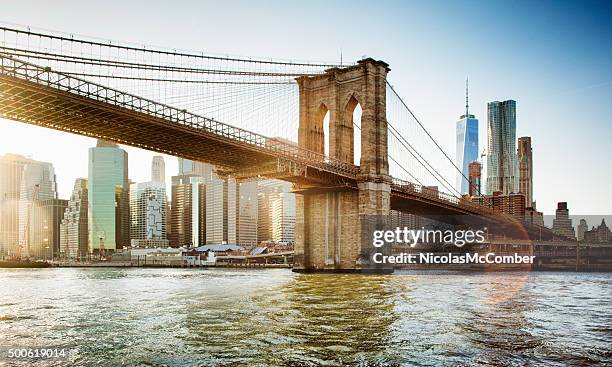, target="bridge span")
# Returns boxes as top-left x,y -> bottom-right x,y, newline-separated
0,47 -> 549,272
